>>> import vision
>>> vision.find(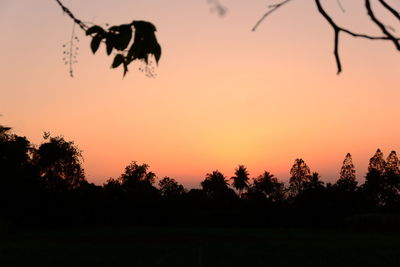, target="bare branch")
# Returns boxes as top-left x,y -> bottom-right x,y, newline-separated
334,30 -> 342,74
54,0 -> 88,31
252,0 -> 293,32
252,0 -> 399,74
378,0 -> 400,21
208,0 -> 227,16
366,0 -> 400,50
315,0 -> 344,74
337,0 -> 346,13
386,24 -> 396,33
315,0 -> 400,74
